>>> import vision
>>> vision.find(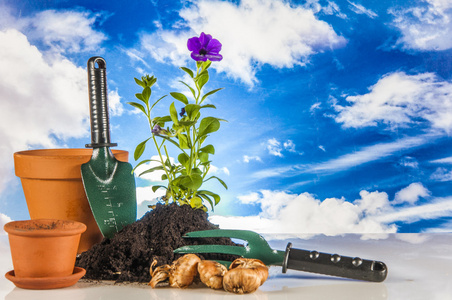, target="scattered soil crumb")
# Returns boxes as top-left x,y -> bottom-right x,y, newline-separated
76,203 -> 239,283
